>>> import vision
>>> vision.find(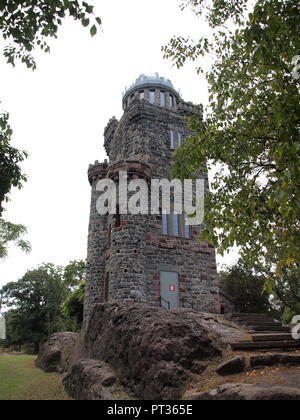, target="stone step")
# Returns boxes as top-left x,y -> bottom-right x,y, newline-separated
229,317 -> 272,323
252,334 -> 294,342
229,313 -> 270,318
231,319 -> 280,325
238,321 -> 281,327
231,315 -> 279,320
248,326 -> 291,332
231,340 -> 300,351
